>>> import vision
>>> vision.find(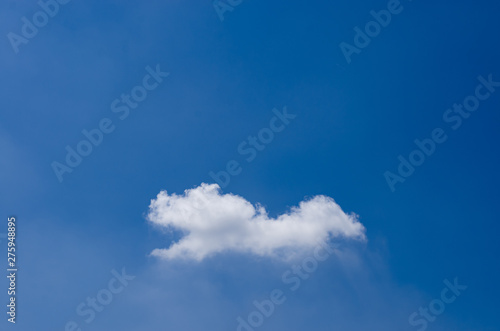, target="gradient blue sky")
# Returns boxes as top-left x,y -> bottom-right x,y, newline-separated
1,0 -> 500,330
